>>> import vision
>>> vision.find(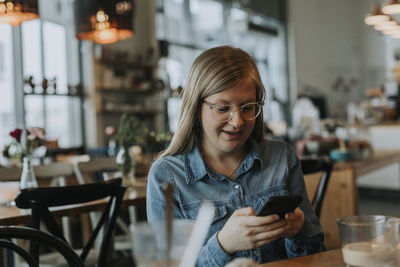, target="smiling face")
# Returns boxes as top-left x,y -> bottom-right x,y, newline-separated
200,79 -> 257,157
